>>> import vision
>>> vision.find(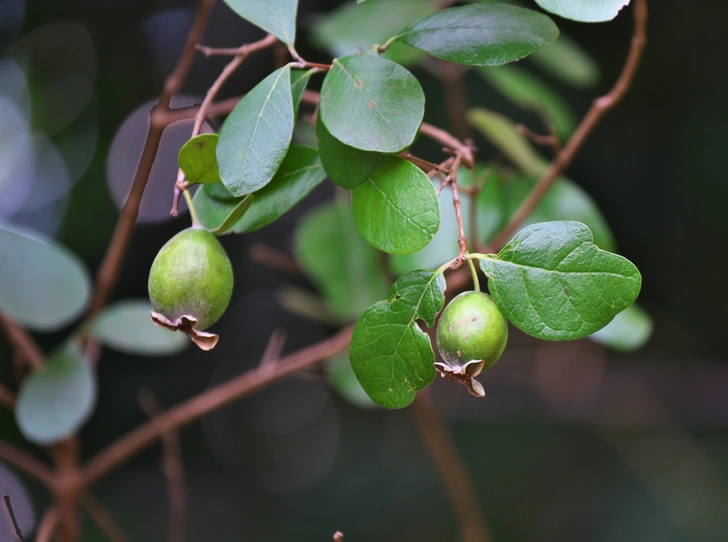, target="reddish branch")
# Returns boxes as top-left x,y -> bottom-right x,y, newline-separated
84,0 -> 217,322
36,509 -> 59,542
138,391 -> 187,542
81,325 -> 353,487
490,0 -> 648,250
411,392 -> 492,542
172,33 -> 279,215
80,493 -> 132,542
0,314 -> 44,370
